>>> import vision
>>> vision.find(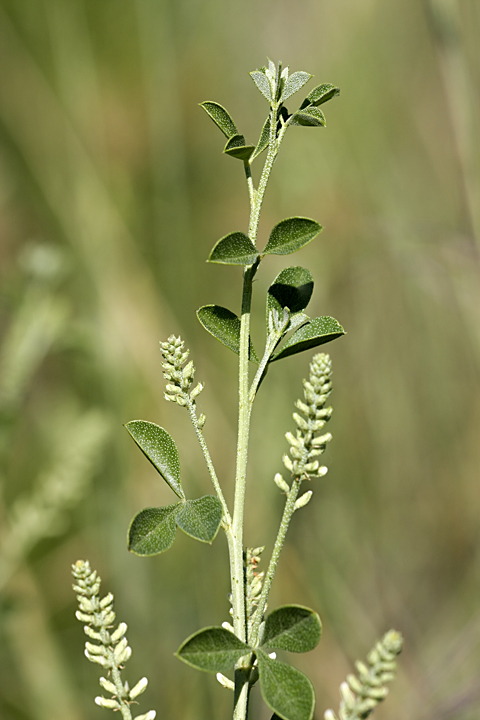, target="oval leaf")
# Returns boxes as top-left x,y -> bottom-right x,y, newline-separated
250,69 -> 272,102
197,305 -> 259,362
125,421 -> 184,499
281,71 -> 312,102
289,107 -> 326,127
267,267 -> 314,322
257,650 -> 315,720
272,316 -> 345,362
251,116 -> 270,162
209,232 -> 258,266
301,83 -> 339,109
262,605 -> 322,653
175,496 -> 223,543
223,134 -> 255,161
200,101 -> 238,138
176,627 -> 251,673
263,218 -> 322,256
127,505 -> 179,556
